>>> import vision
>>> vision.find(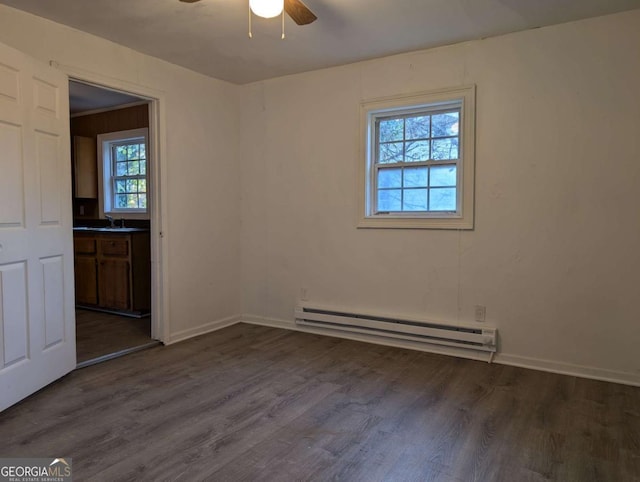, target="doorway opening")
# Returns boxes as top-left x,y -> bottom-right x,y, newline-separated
69,80 -> 161,367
